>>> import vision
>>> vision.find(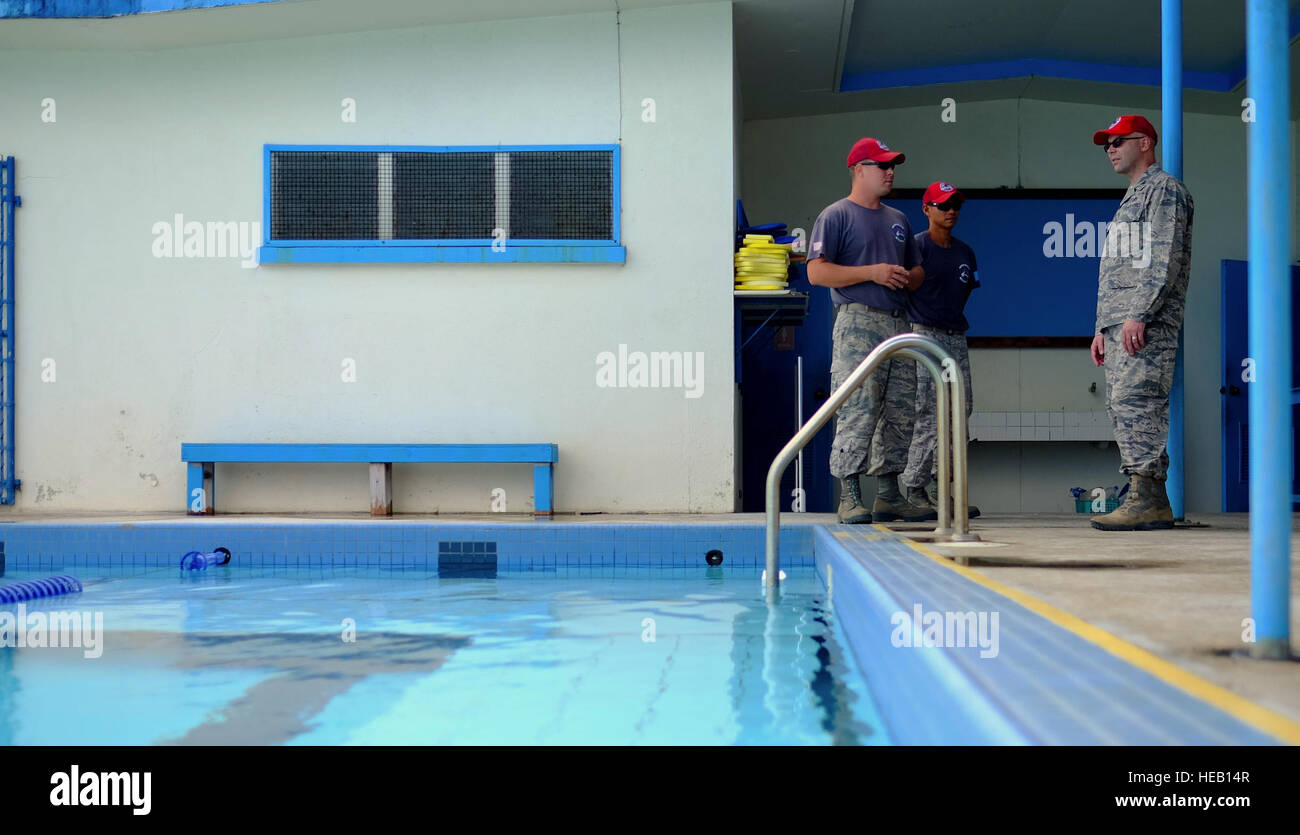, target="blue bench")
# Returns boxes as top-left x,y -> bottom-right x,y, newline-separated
181,443 -> 558,517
